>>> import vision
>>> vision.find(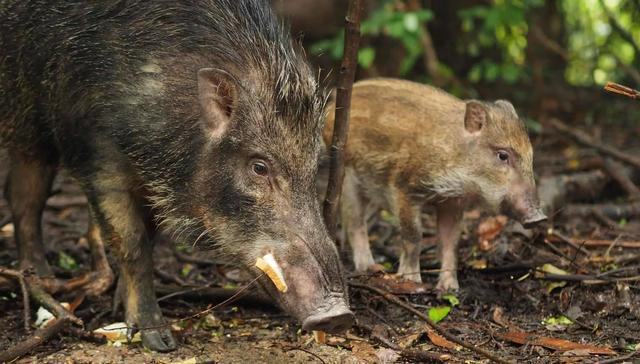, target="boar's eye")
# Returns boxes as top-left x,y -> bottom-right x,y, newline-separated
251,160 -> 269,176
497,150 -> 510,163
